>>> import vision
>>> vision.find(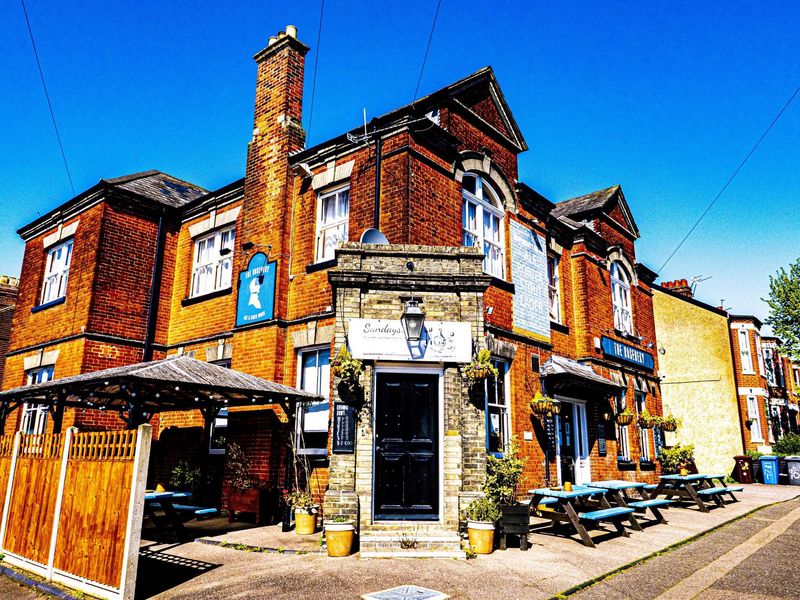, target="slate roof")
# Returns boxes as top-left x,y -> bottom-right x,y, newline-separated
102,170 -> 207,208
551,185 -> 621,219
0,355 -> 321,412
